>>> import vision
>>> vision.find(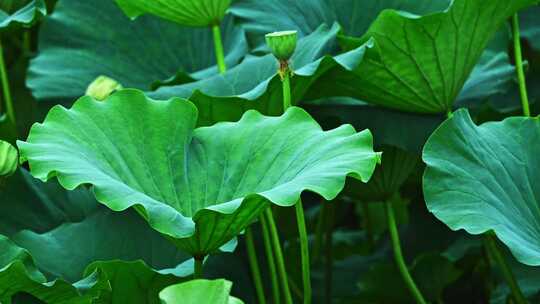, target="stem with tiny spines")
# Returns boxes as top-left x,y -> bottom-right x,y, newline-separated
264,208 -> 293,304
280,59 -> 312,304
246,227 -> 267,304
512,13 -> 530,117
260,215 -> 281,304
212,24 -> 226,74
484,232 -> 527,304
295,199 -> 312,304
385,200 -> 427,304
0,38 -> 16,134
